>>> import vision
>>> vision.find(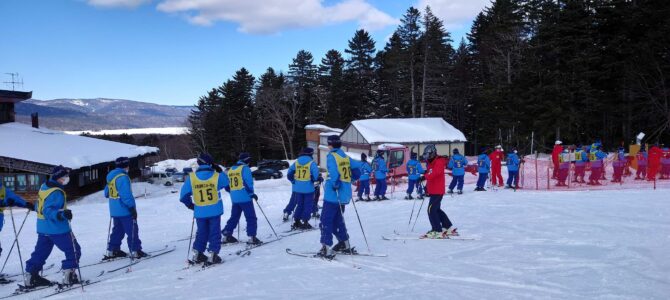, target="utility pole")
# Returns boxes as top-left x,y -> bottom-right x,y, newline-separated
3,73 -> 24,91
